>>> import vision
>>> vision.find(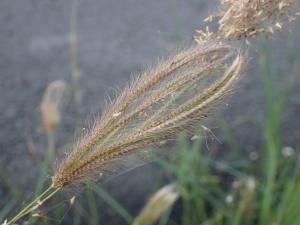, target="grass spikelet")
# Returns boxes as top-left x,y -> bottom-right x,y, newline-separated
51,41 -> 246,188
